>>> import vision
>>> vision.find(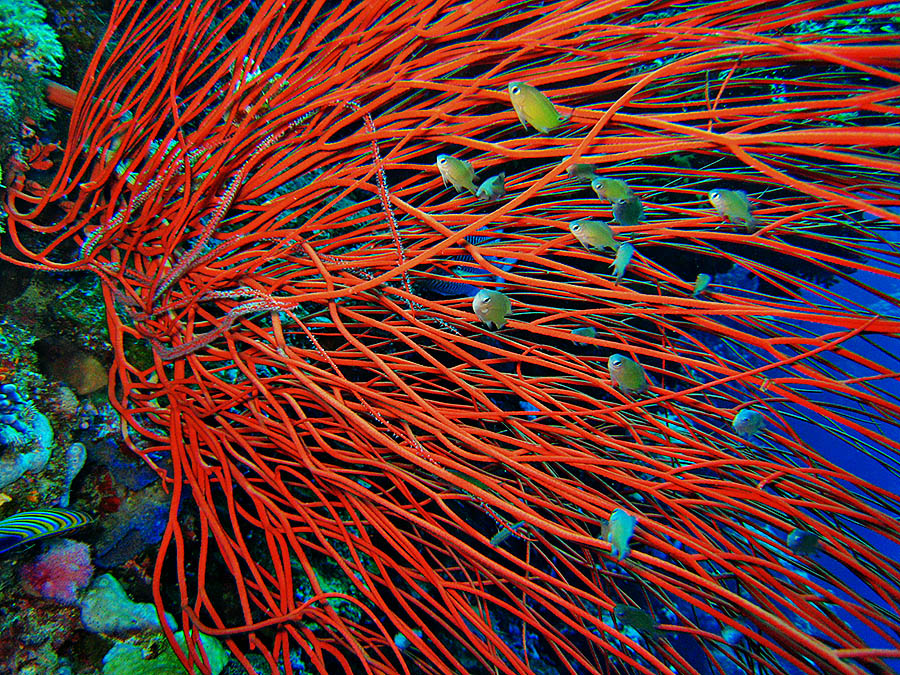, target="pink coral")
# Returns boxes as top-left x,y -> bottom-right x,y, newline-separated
20,539 -> 93,605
